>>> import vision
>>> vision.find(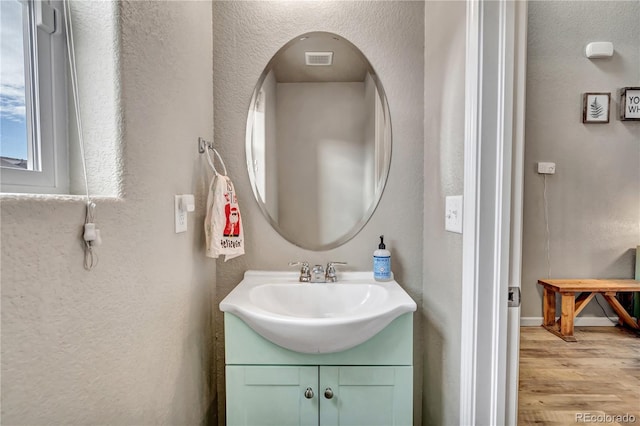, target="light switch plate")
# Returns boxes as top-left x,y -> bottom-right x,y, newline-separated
445,195 -> 463,234
175,195 -> 187,233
